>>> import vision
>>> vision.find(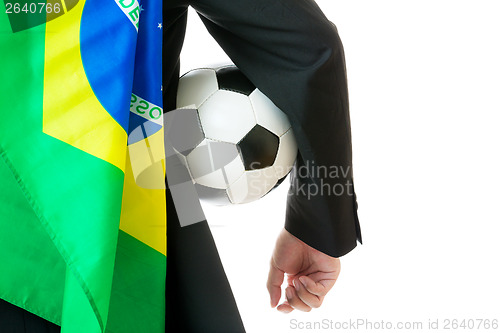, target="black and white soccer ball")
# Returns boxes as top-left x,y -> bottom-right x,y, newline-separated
171,65 -> 297,205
